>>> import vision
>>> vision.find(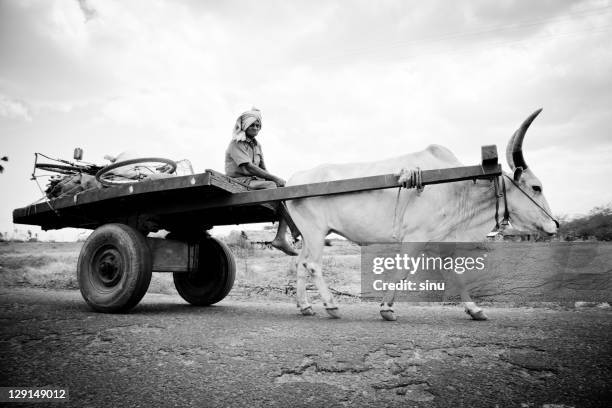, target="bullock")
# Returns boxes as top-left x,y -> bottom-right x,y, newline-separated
285,109 -> 557,321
